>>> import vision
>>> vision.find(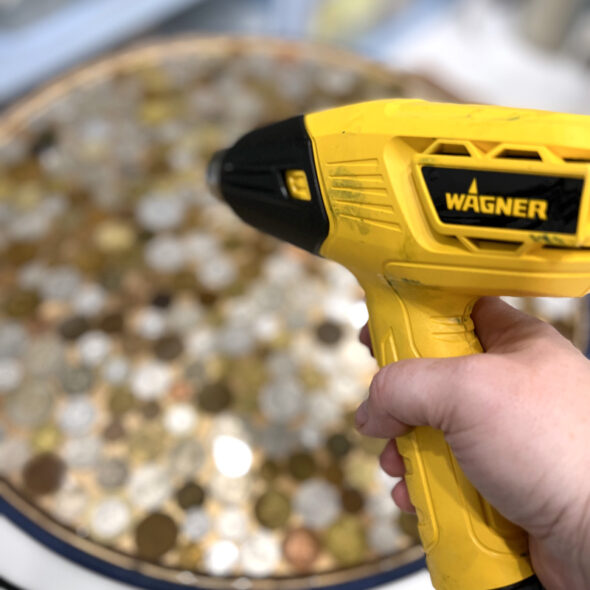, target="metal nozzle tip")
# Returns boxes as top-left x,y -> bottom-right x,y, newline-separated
207,149 -> 227,201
